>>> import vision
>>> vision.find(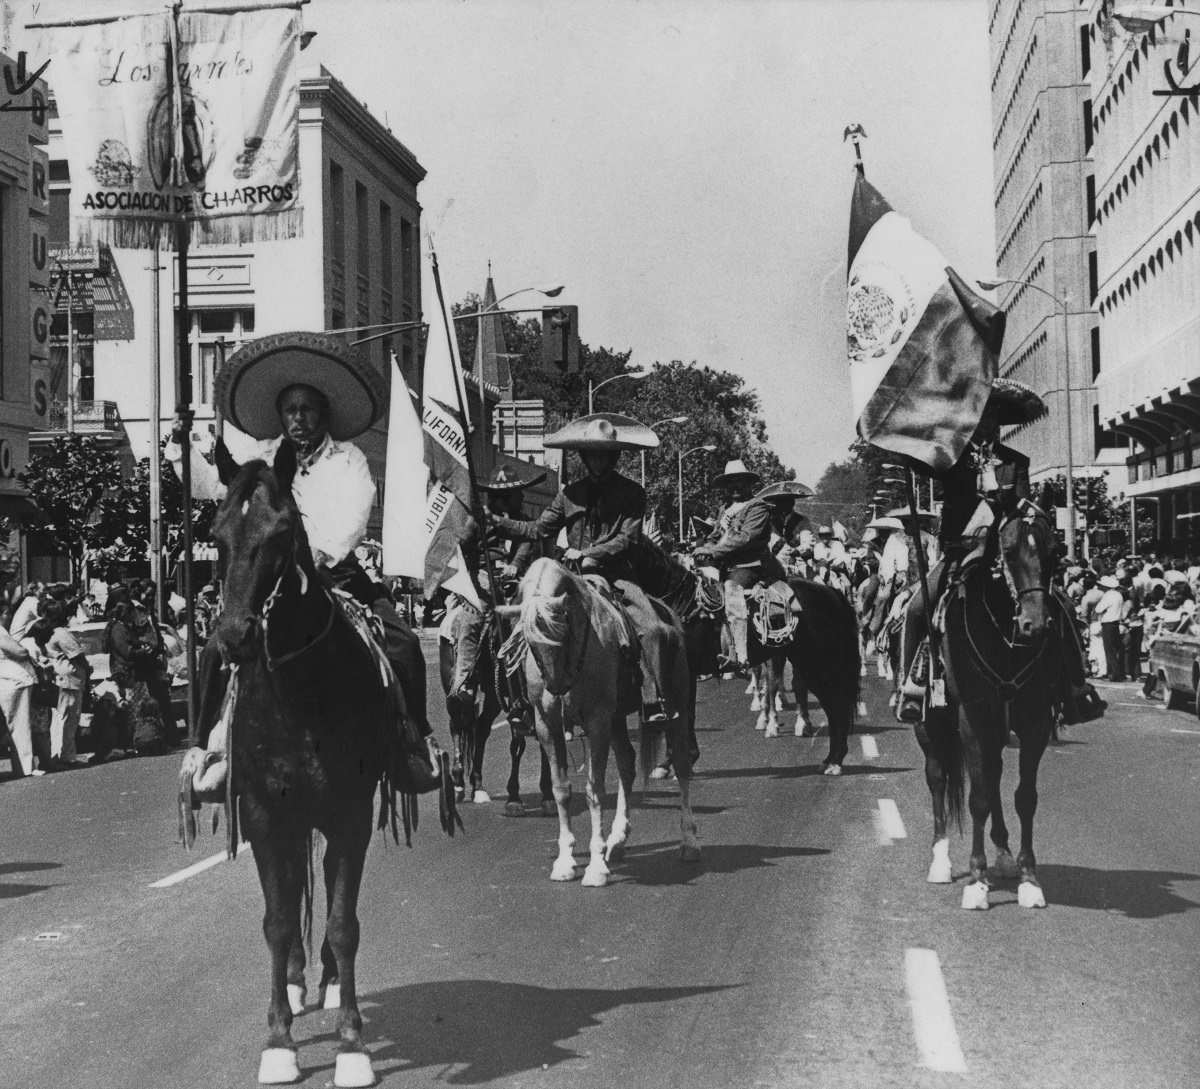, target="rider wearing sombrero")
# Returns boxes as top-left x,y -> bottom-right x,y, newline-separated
175,331 -> 431,745
487,413 -> 677,725
896,377 -> 1104,725
447,464 -> 545,717
693,460 -> 789,670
